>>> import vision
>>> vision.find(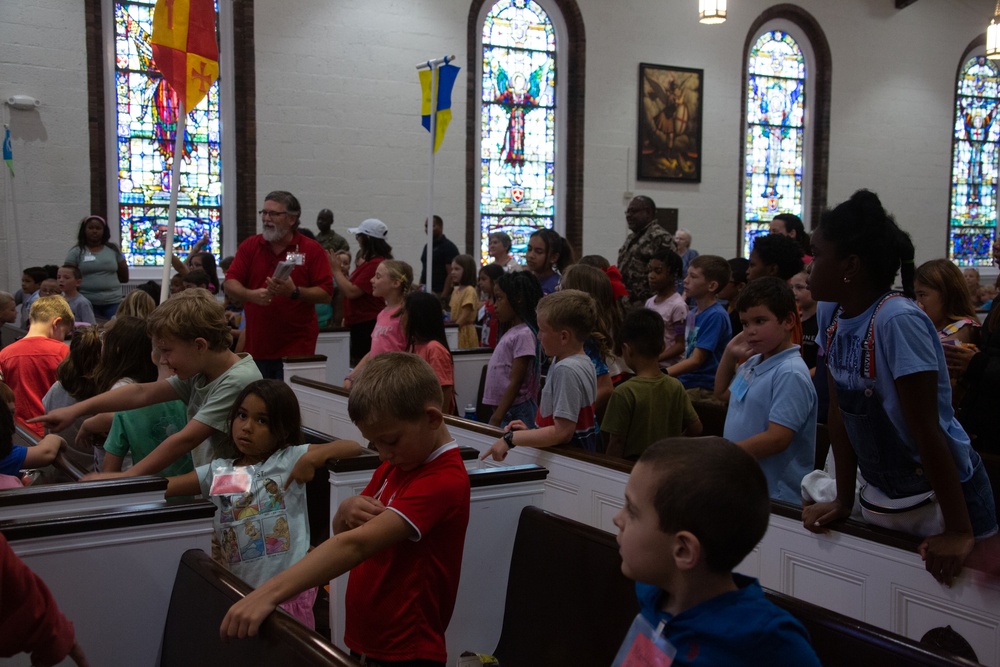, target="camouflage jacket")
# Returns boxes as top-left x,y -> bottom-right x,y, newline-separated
616,223 -> 676,303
